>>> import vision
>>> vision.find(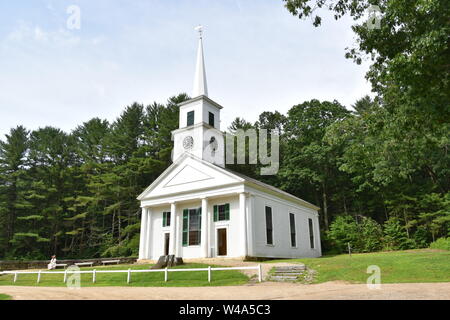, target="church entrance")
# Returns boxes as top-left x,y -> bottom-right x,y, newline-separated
164,233 -> 170,256
217,228 -> 227,256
